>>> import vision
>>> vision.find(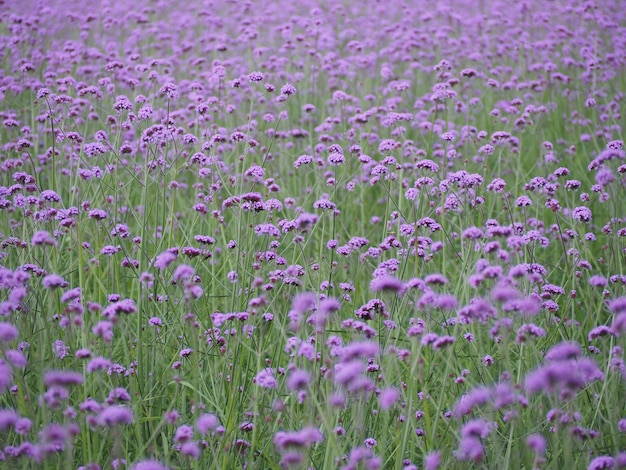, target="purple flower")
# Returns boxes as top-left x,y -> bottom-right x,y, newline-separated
172,264 -> 195,282
131,460 -> 170,470
174,424 -> 194,443
588,456 -> 614,469
0,363 -> 14,392
545,341 -> 582,361
456,436 -> 484,462
31,230 -> 57,247
334,360 -> 364,387
87,357 -> 112,372
280,83 -> 296,96
454,386 -> 491,417
154,251 -> 177,269
196,413 -> 219,434
159,83 -> 179,100
286,369 -> 311,391
43,370 -> 84,387
526,434 -> 546,455
98,406 -> 134,426
379,387 -> 399,410
42,274 -> 68,289
273,426 -> 323,450
572,206 -> 593,222
0,323 -> 18,343
0,409 -> 19,431
425,274 -> 448,285
525,357 -> 604,398
181,441 -> 200,459
254,368 -> 278,389
424,451 -> 442,470
340,341 -> 379,361
5,350 -> 27,368
369,276 -> 405,295
611,313 -> 626,337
